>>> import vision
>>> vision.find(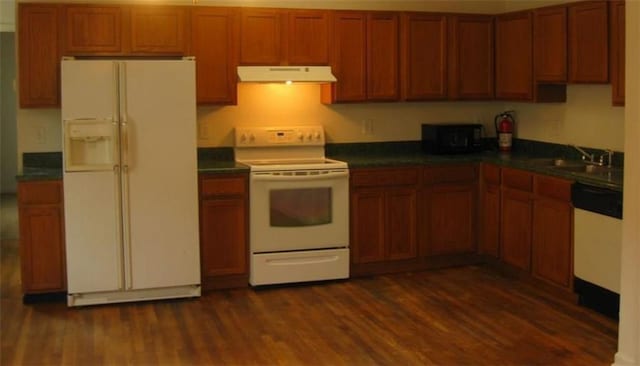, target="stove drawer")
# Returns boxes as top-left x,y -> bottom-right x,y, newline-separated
250,248 -> 349,286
